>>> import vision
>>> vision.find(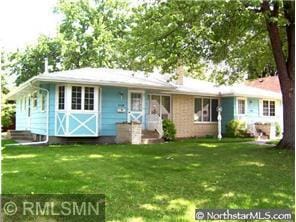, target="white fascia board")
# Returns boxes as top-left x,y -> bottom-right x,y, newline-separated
221,92 -> 282,100
6,76 -> 40,100
43,79 -> 175,90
